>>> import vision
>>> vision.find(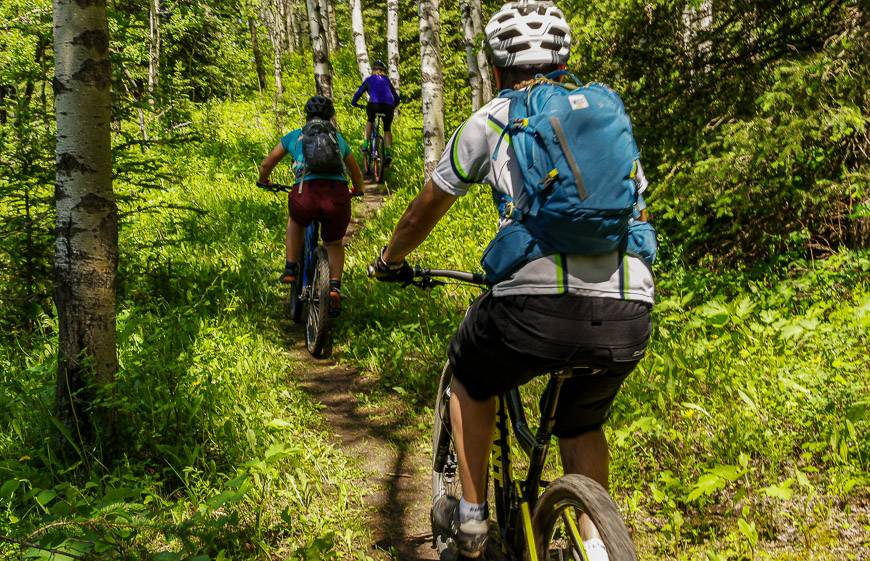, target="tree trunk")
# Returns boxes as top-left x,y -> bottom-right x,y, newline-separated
148,0 -> 160,104
469,0 -> 493,103
386,0 -> 400,90
350,0 -> 370,79
419,0 -> 445,180
322,0 -> 338,53
0,85 -> 7,125
460,0 -> 483,110
306,0 -> 333,98
53,0 -> 118,450
286,0 -> 300,51
249,18 -> 267,92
